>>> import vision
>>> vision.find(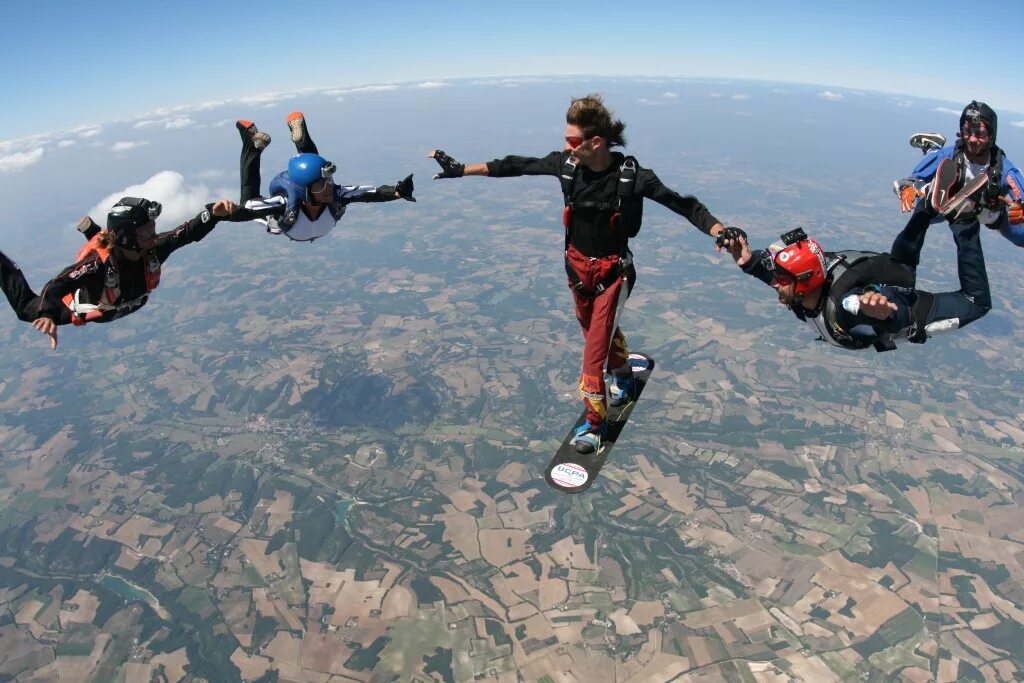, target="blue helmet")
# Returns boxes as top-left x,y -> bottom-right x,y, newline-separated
287,153 -> 336,188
